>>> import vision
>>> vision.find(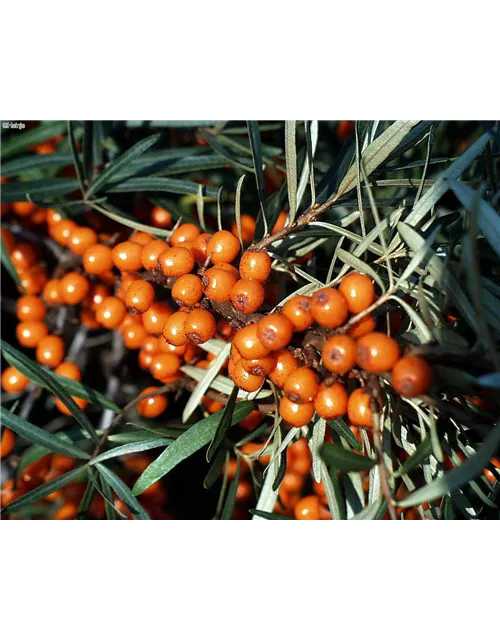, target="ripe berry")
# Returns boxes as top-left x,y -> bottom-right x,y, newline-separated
158,246 -> 194,277
314,382 -> 348,419
257,313 -> 294,351
172,274 -> 203,307
83,244 -> 114,275
310,288 -> 349,328
142,301 -> 173,335
142,335 -> 161,355
162,310 -> 188,345
83,283 -> 110,311
170,223 -> 200,247
1,429 -> 16,458
16,320 -> 49,347
123,323 -> 148,349
150,353 -> 180,381
138,349 -> 154,370
12,201 -> 35,217
36,335 -> 65,368
16,295 -> 46,322
191,232 -> 212,263
202,267 -> 238,303
282,296 -> 314,332
95,296 -> 126,329
294,495 -> 321,520
54,361 -> 82,381
10,243 -> 38,270
141,239 -> 169,271
339,272 -> 375,314
130,231 -> 154,246
125,280 -> 155,313
348,313 -> 376,339
137,387 -> 169,417
233,324 -> 270,359
60,272 -> 90,305
50,219 -> 78,246
392,356 -> 432,397
272,211 -> 288,233
268,349 -> 298,387
322,335 -> 357,375
284,367 -> 319,404
17,264 -> 47,295
184,309 -> 216,344
231,360 -> 264,392
112,241 -> 143,272
42,279 -> 64,306
240,353 -> 275,376
68,227 -> 97,255
1,366 -> 30,393
80,309 -> 101,330
151,206 -> 172,229
55,396 -> 89,416
231,215 -> 256,244
207,230 -> 240,265
356,332 -> 400,373
279,397 -> 315,427
239,410 -> 264,431
280,471 -> 304,495
347,388 -> 374,427
158,339 -> 187,356
230,278 -> 264,314
46,209 -> 63,227
239,250 -> 271,282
